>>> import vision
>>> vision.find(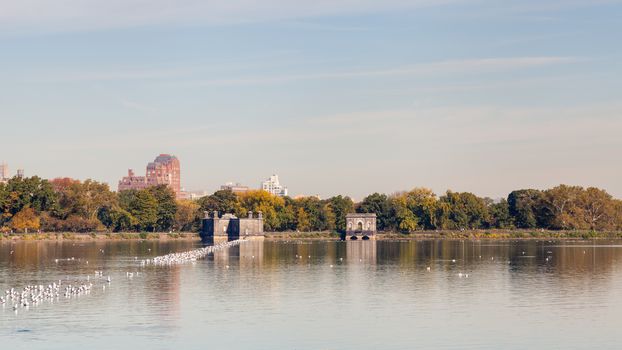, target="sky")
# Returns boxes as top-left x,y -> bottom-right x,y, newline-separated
1,0 -> 621,200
